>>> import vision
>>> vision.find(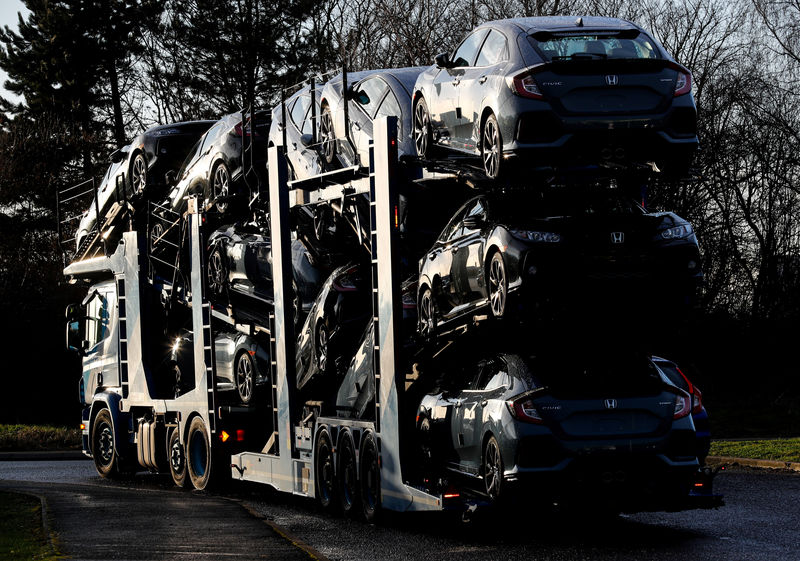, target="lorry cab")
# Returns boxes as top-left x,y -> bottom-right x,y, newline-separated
66,280 -> 119,406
